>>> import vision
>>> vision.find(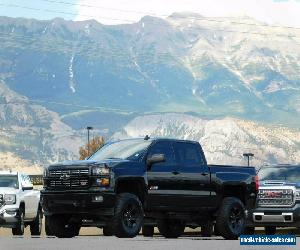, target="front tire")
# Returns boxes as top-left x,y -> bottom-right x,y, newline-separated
215,197 -> 246,240
112,193 -> 144,238
30,208 -> 43,236
47,215 -> 80,238
12,208 -> 25,236
157,219 -> 185,238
